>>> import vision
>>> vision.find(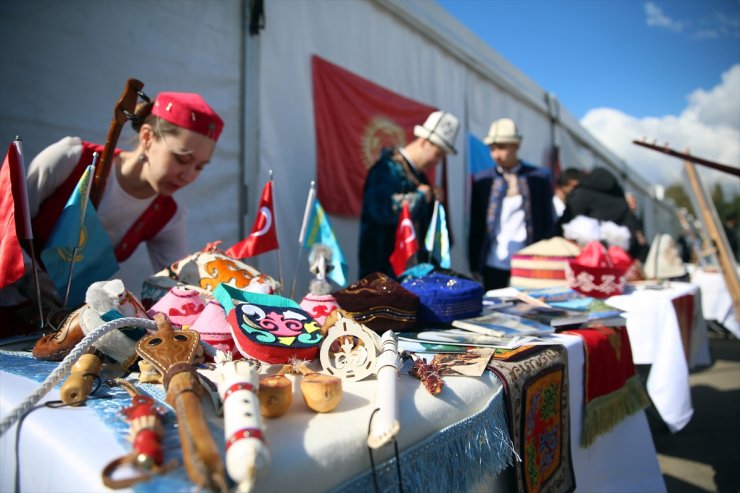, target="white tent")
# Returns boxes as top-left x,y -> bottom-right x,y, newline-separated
0,0 -> 675,296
